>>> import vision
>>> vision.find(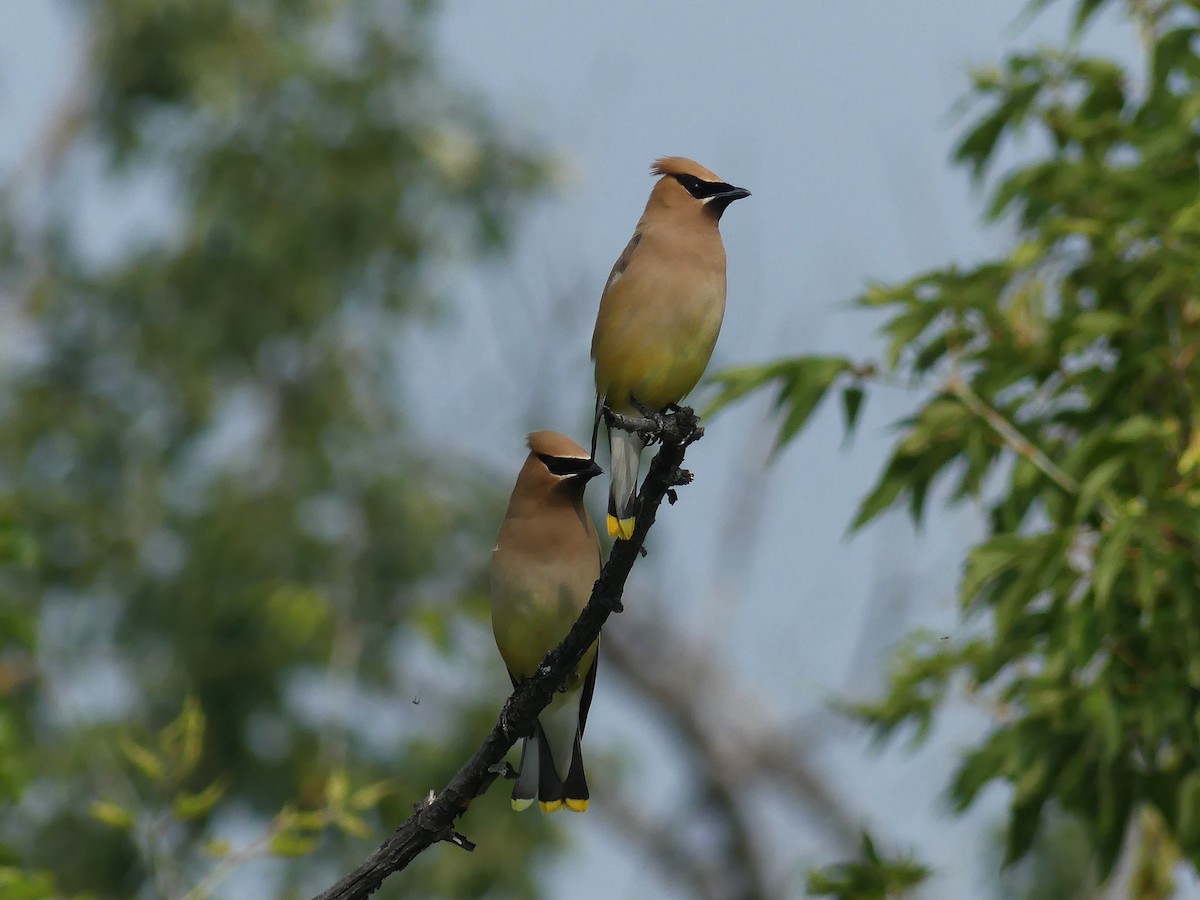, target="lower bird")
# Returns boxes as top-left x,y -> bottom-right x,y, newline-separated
491,431 -> 603,812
